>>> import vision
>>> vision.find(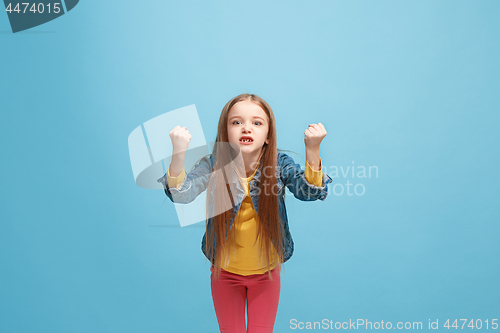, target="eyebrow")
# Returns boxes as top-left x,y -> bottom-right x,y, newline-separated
229,116 -> 266,122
